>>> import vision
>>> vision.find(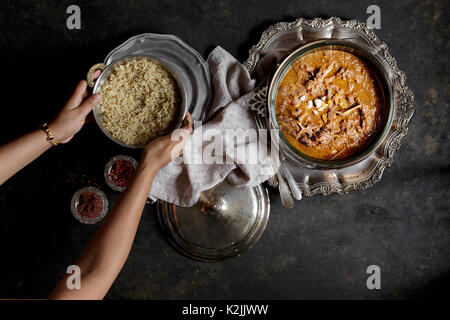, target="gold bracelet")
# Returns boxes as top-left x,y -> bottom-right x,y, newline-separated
40,123 -> 58,146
